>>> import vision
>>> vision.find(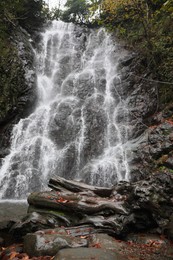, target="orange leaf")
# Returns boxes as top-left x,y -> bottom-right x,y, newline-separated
166,119 -> 173,125
92,243 -> 102,248
80,236 -> 87,239
10,252 -> 17,259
